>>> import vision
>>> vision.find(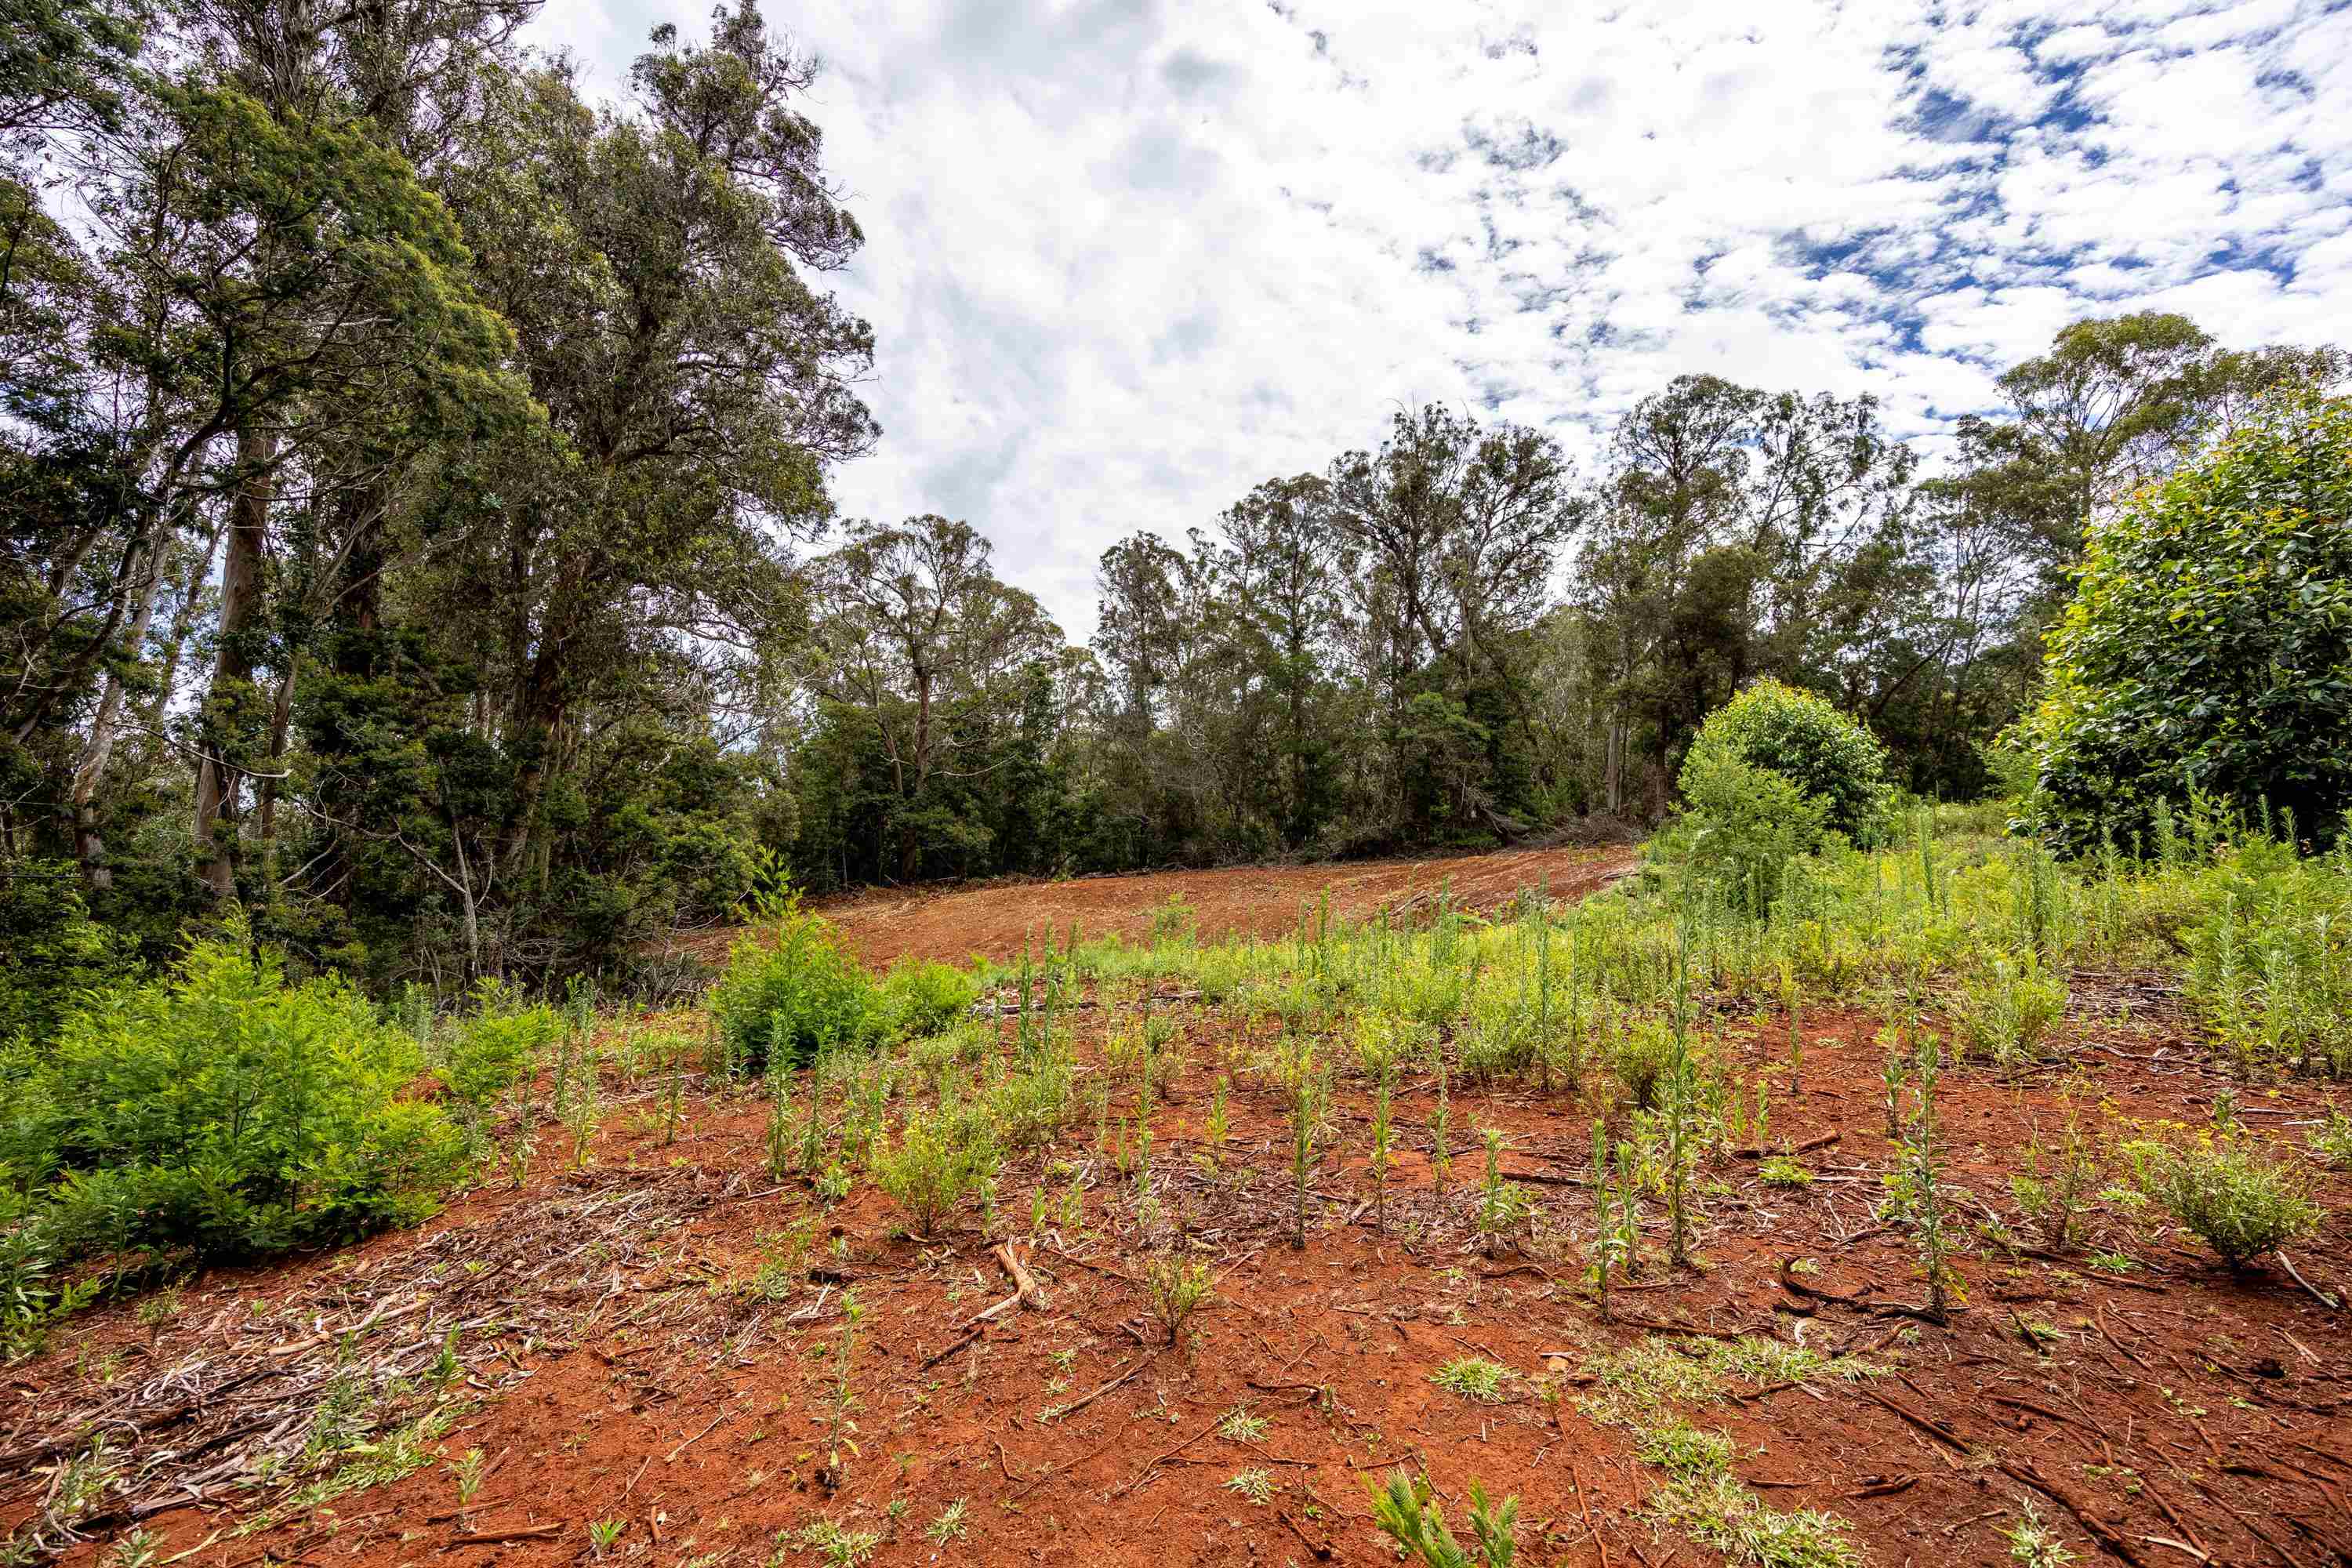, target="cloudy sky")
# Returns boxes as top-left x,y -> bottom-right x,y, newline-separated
530,0 -> 2352,637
